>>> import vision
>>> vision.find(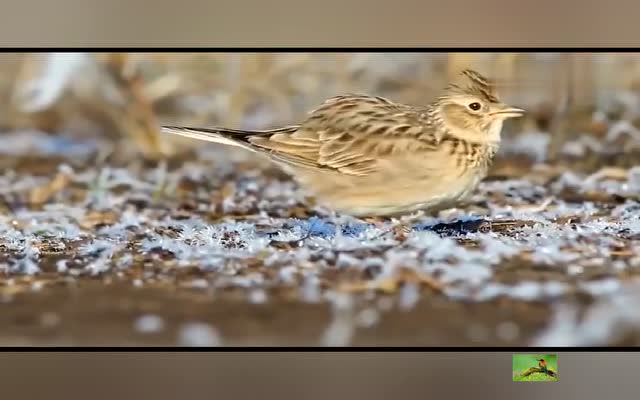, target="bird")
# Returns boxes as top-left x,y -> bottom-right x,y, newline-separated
537,358 -> 548,373
162,69 -> 524,225
519,358 -> 557,379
